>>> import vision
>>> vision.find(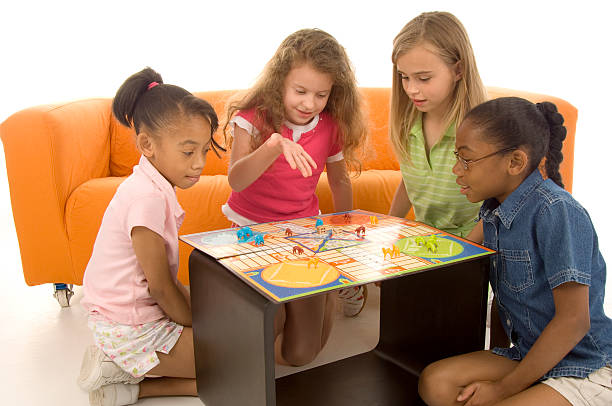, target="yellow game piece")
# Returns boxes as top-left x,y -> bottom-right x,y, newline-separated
382,247 -> 392,260
308,257 -> 320,269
